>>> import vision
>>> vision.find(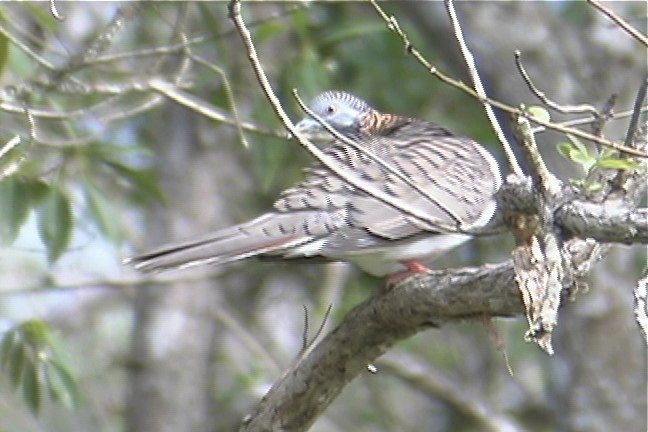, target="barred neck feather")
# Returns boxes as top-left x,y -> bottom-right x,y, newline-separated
359,110 -> 455,139
358,110 -> 409,135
